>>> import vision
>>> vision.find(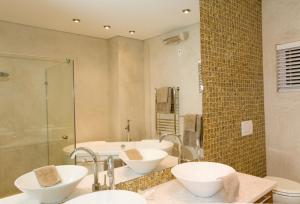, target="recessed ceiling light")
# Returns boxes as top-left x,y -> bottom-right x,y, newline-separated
72,18 -> 80,23
104,25 -> 111,30
182,9 -> 191,14
129,30 -> 135,35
